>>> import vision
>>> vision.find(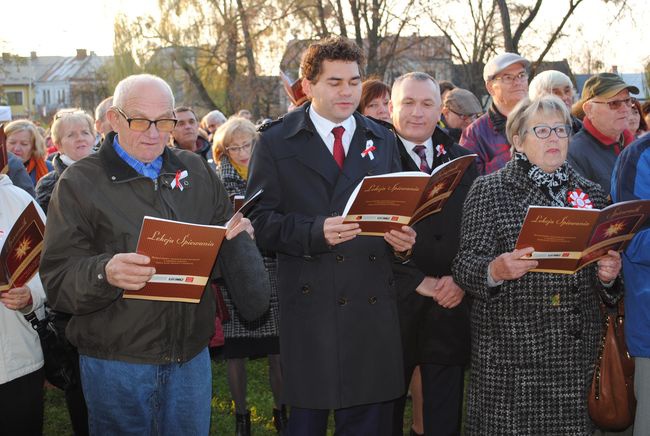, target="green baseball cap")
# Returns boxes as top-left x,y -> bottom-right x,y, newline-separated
580,73 -> 639,101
